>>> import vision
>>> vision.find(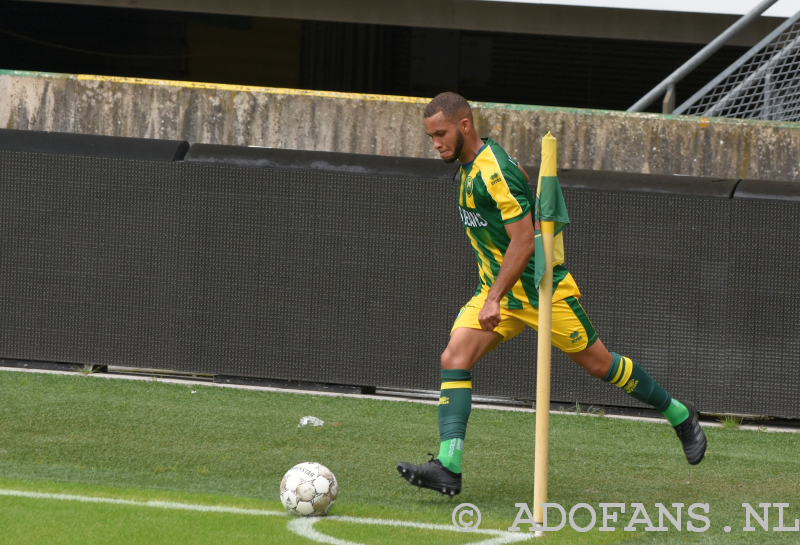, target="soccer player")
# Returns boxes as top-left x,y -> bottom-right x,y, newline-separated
397,92 -> 707,497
